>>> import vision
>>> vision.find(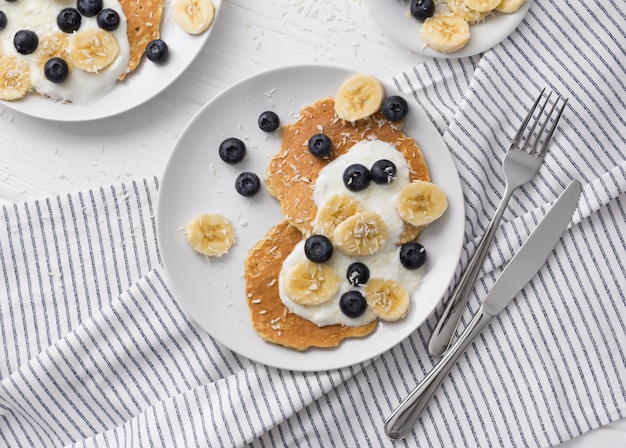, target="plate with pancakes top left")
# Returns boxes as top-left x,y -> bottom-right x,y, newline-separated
0,0 -> 220,121
157,64 -> 465,372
